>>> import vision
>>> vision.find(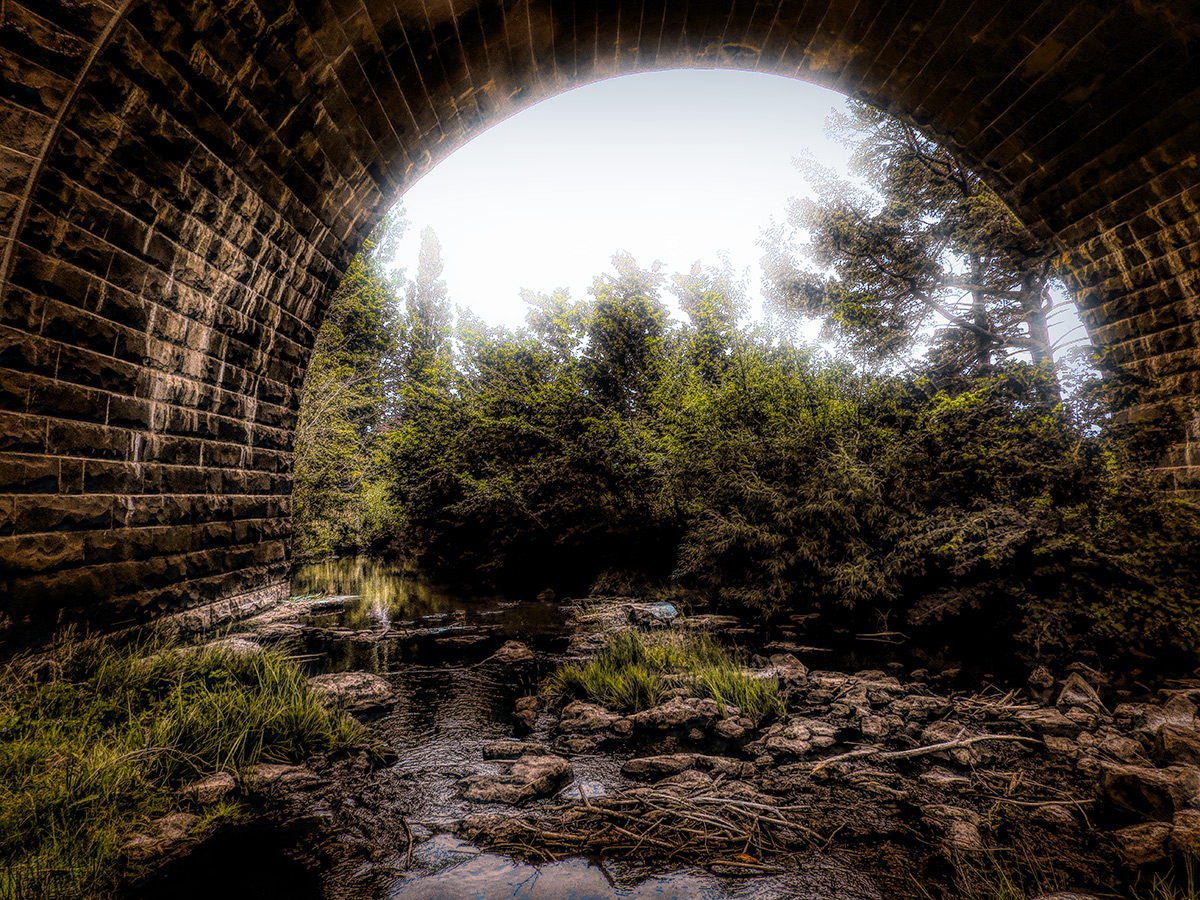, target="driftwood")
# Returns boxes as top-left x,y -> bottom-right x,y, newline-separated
811,733 -> 1037,774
